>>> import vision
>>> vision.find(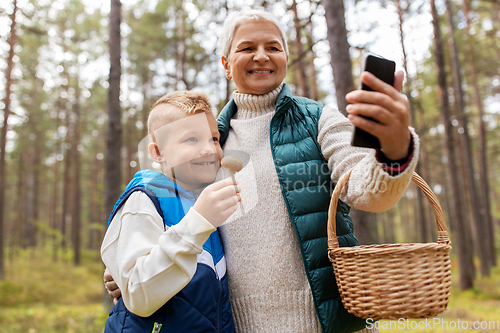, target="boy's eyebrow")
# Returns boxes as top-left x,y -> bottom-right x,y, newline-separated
178,130 -> 199,137
177,129 -> 218,138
